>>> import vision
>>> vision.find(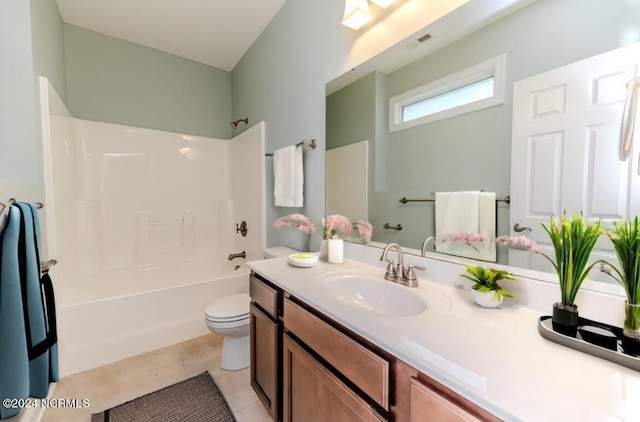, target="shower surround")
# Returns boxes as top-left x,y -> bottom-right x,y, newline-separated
39,78 -> 265,376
